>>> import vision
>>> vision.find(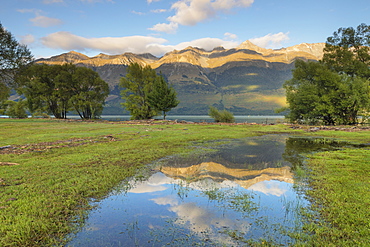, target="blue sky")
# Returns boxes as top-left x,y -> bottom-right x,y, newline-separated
2,0 -> 369,58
